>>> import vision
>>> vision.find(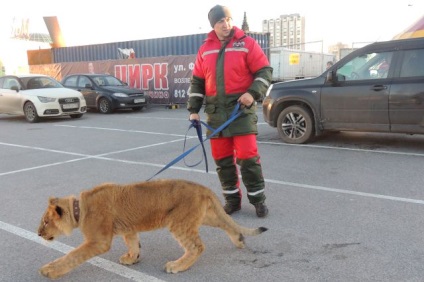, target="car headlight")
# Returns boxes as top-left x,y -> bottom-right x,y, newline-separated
113,93 -> 129,98
37,96 -> 56,103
